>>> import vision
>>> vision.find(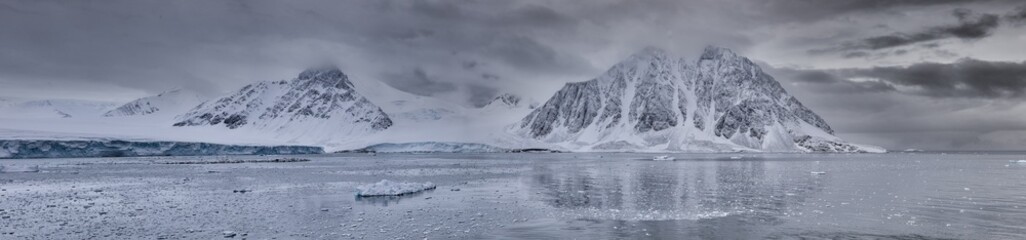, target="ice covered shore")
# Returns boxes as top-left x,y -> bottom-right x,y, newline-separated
0,139 -> 323,159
